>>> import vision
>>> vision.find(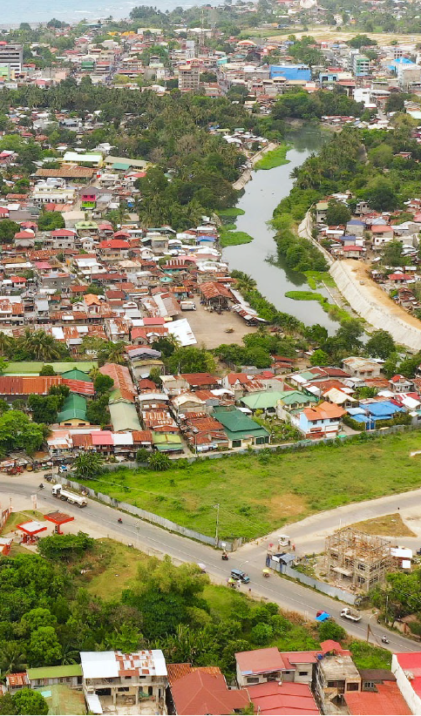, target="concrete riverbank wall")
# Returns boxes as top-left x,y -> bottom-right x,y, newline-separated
331,260 -> 421,351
